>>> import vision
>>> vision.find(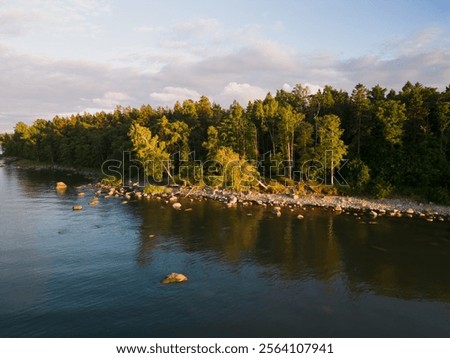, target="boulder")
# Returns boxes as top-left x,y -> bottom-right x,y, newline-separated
161,272 -> 188,284
172,202 -> 182,210
55,182 -> 67,190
